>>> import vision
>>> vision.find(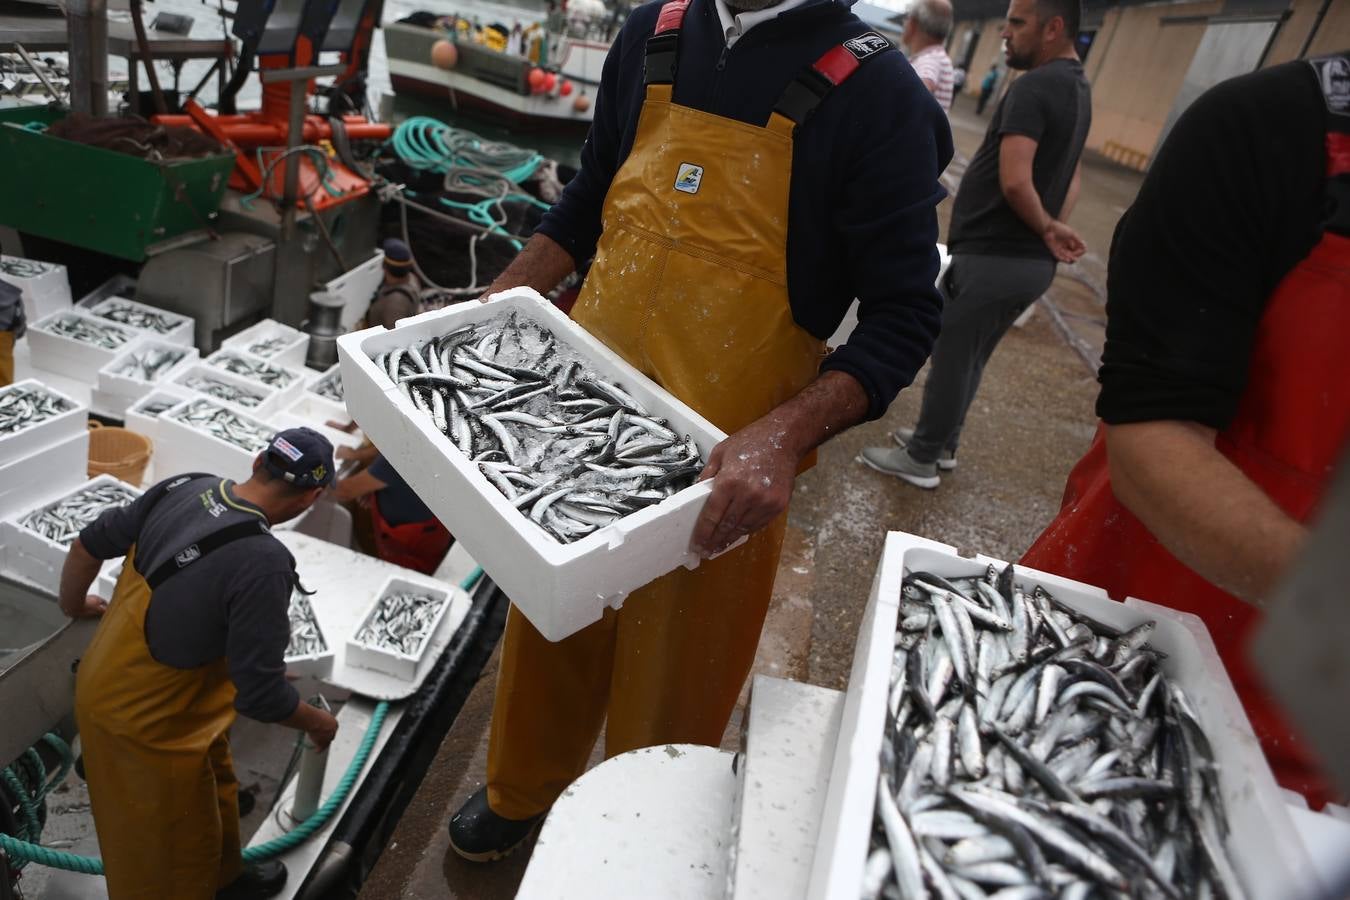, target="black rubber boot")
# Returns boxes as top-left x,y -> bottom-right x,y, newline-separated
447,787 -> 544,863
216,860 -> 288,899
